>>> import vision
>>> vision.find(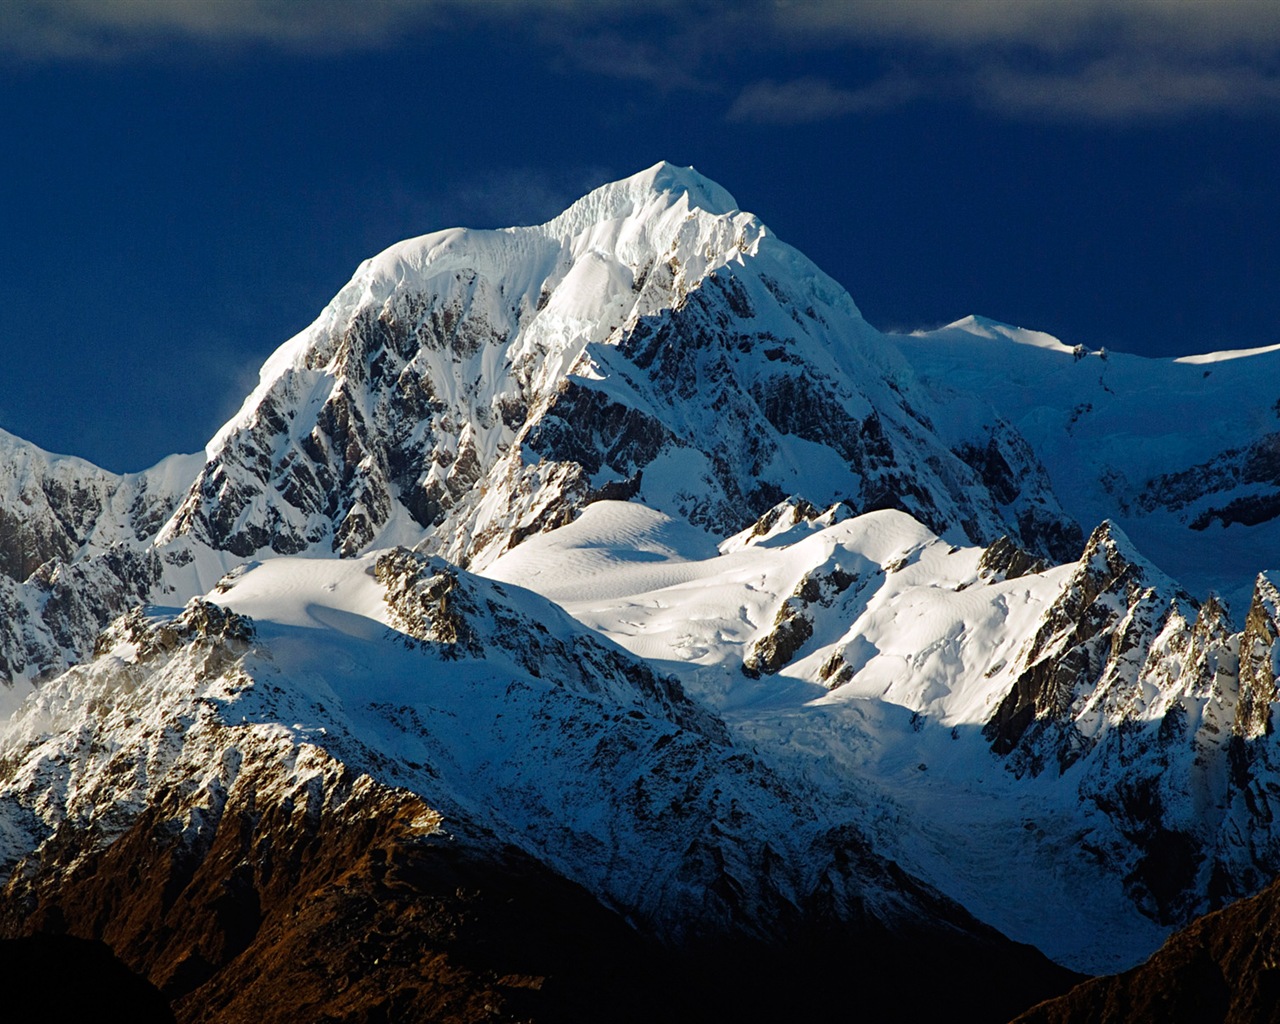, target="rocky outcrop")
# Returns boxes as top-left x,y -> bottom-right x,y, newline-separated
981,529 -> 1280,926
0,434 -> 197,688
1137,431 -> 1280,532
0,749 -> 1079,1024
743,562 -> 859,679
0,432 -> 195,583
146,165 -> 1077,577
955,427 -> 1083,564
1236,571 -> 1280,741
0,543 -> 164,686
984,521 -> 1189,769
977,534 -> 1047,583
0,556 -> 1082,1023
374,547 -> 724,741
